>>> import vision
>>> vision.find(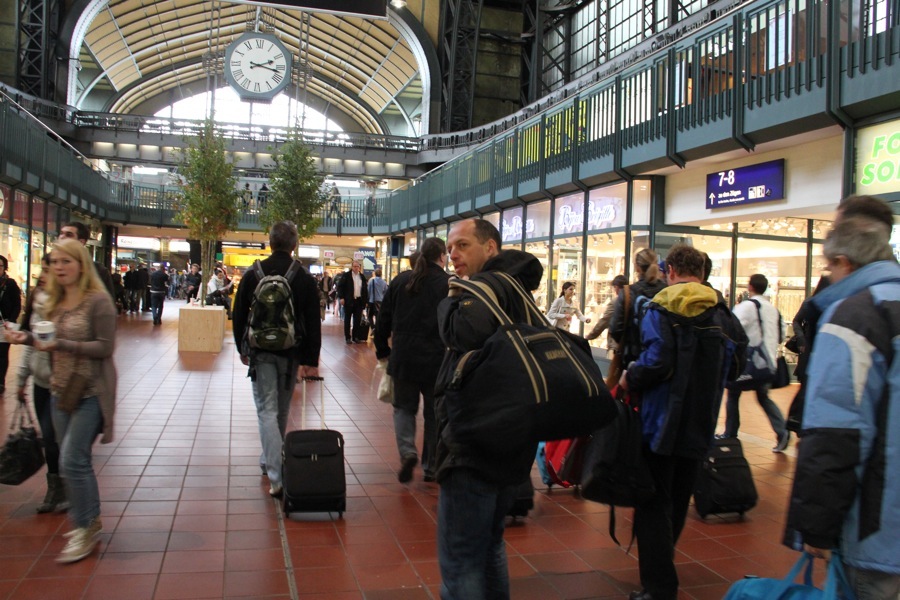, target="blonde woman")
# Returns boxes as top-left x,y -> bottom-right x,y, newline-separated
7,238 -> 117,563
